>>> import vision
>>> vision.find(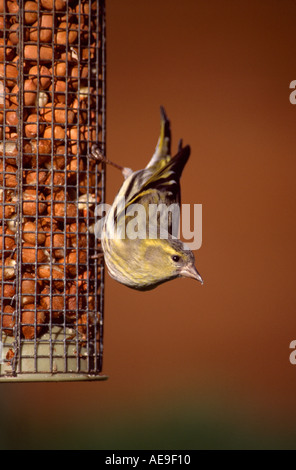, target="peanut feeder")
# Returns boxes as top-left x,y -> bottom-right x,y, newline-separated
0,0 -> 106,381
